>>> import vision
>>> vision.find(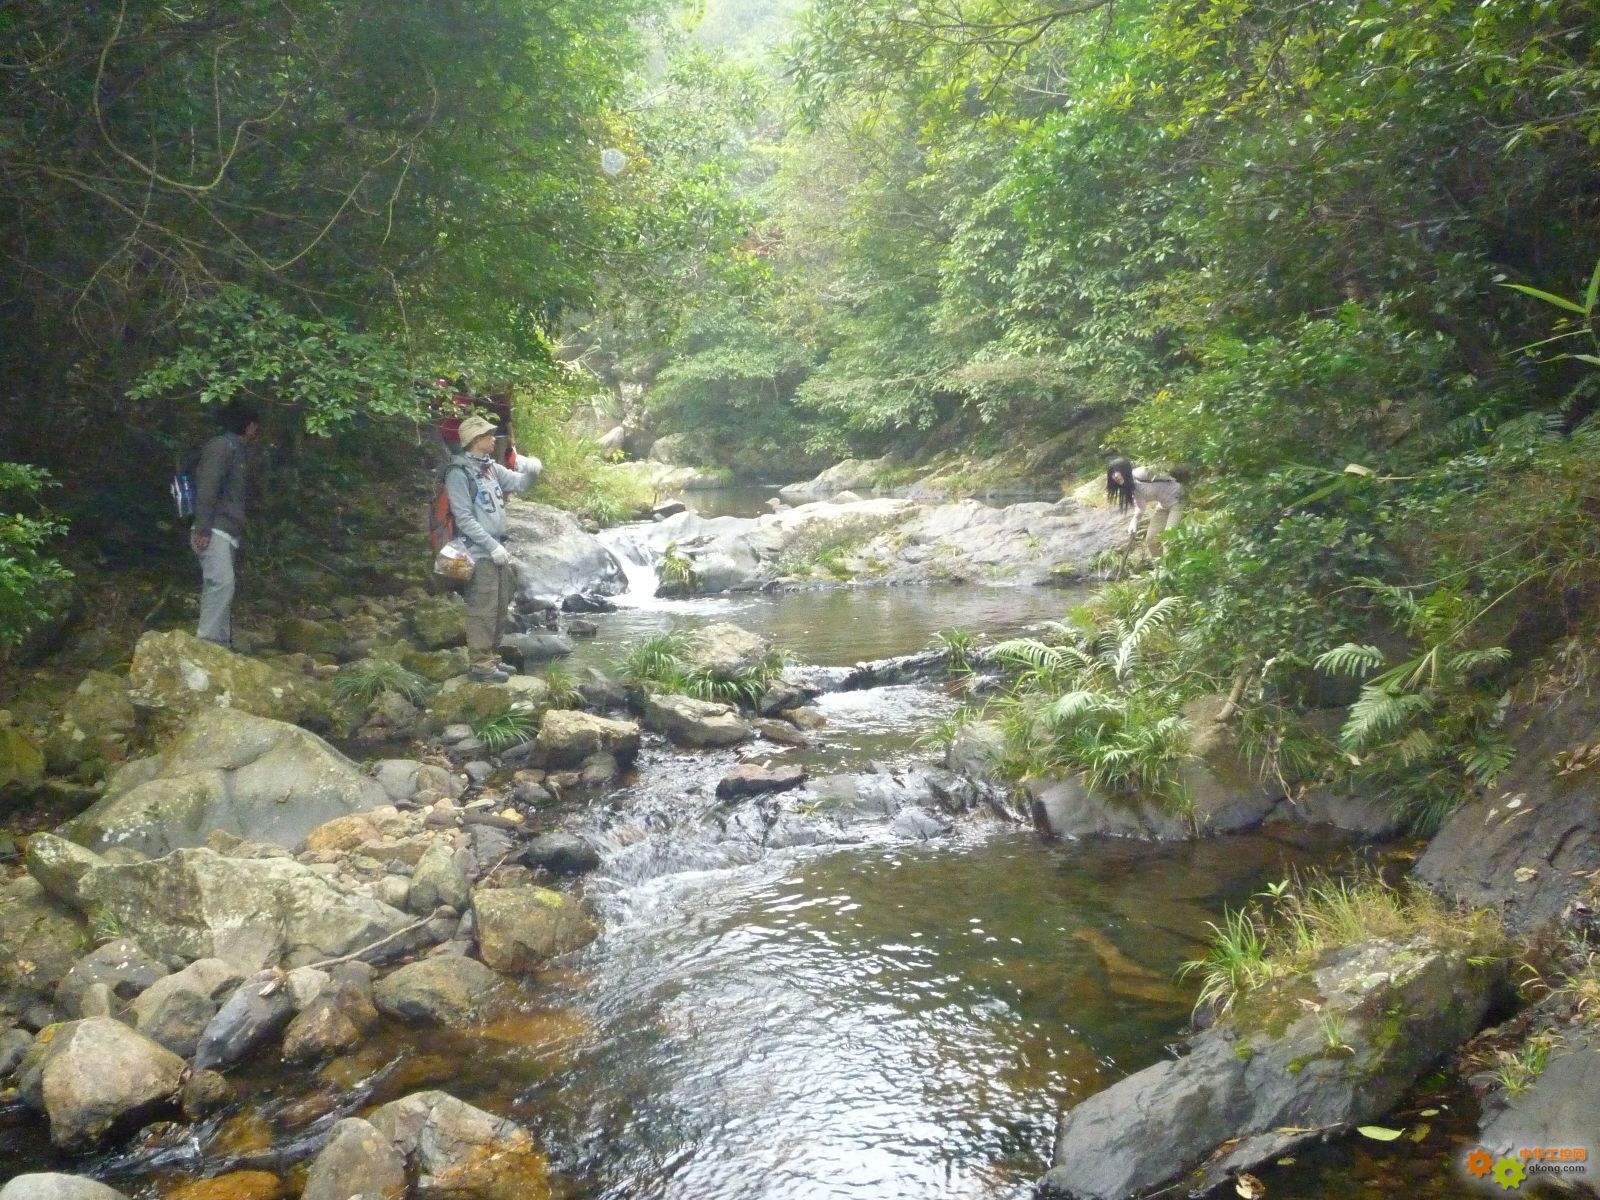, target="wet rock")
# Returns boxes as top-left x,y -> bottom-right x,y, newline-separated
74,848 -> 416,971
274,616 -> 345,658
501,500 -> 627,609
520,834 -> 601,877
716,764 -> 806,799
766,813 -> 859,849
410,596 -> 466,650
642,693 -> 754,748
1027,775 -> 1190,841
371,760 -> 454,806
463,760 -> 494,785
374,956 -> 503,1025
575,668 -> 627,711
1,1025 -> 33,1074
806,772 -> 932,821
534,710 -> 640,769
59,709 -> 388,857
1279,785 -> 1401,838
944,719 -> 1005,784
126,631 -> 332,735
513,776 -> 554,806
681,622 -> 772,679
500,633 -> 573,666
285,965 -> 331,1008
565,618 -> 599,637
179,1069 -> 234,1121
281,979 -> 380,1063
0,1176 -> 131,1200
888,809 -> 953,840
1477,1026 -> 1600,1167
301,1117 -> 406,1200
472,887 -> 600,973
1415,685 -> 1600,936
0,877 -> 89,1019
579,752 -> 619,788
778,457 -> 893,500
752,718 -> 810,748
651,500 -> 688,519
1037,937 -> 1505,1199
783,707 -> 826,731
194,970 -> 295,1071
368,1089 -> 551,1200
22,835 -> 108,910
409,840 -> 472,915
55,940 -> 168,1019
42,672 -> 137,780
19,1016 -> 186,1148
129,958 -> 246,1058
756,681 -> 808,716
